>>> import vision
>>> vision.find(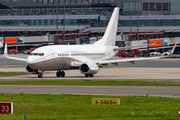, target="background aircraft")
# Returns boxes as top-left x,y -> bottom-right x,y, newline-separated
4,7 -> 175,78
0,43 -> 2,48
